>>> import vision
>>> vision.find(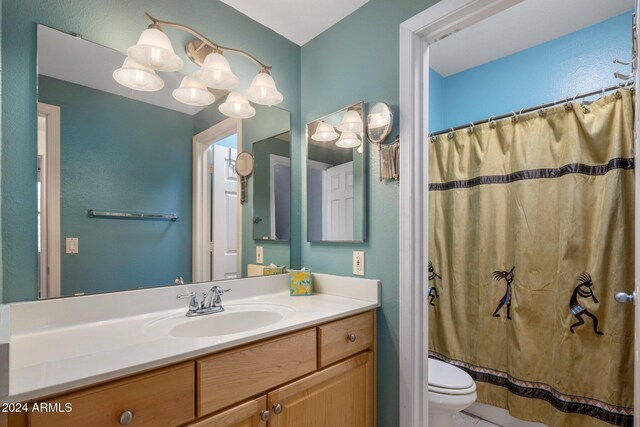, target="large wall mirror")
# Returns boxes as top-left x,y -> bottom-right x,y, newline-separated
36,25 -> 291,299
306,102 -> 366,242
